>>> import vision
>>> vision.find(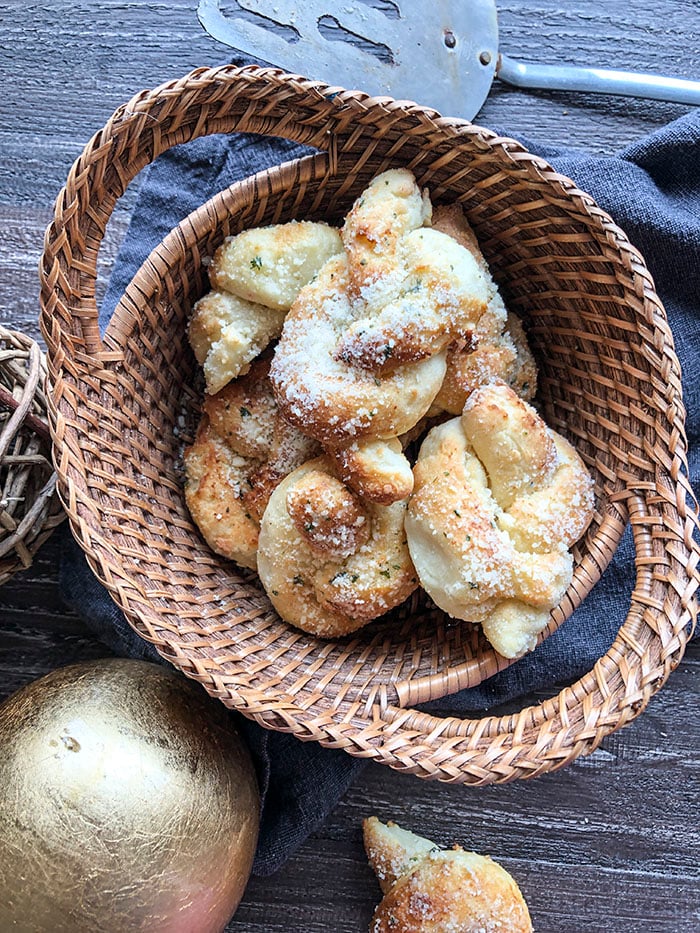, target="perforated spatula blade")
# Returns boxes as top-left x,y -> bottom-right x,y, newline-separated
198,0 -> 700,120
197,0 -> 499,118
